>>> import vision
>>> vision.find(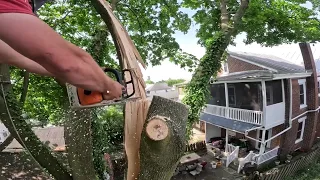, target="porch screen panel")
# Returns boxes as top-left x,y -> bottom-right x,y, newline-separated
265,80 -> 283,106
208,84 -> 226,106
